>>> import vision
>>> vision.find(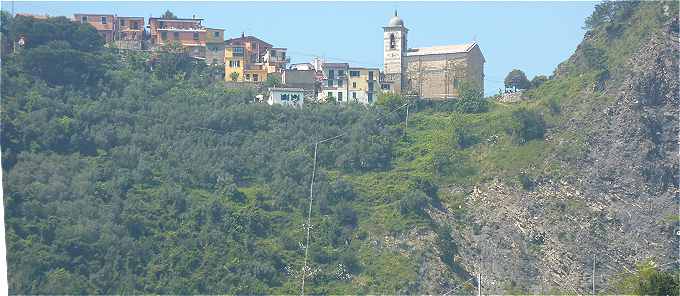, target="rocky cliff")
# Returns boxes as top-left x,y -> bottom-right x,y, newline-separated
416,2 -> 679,293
